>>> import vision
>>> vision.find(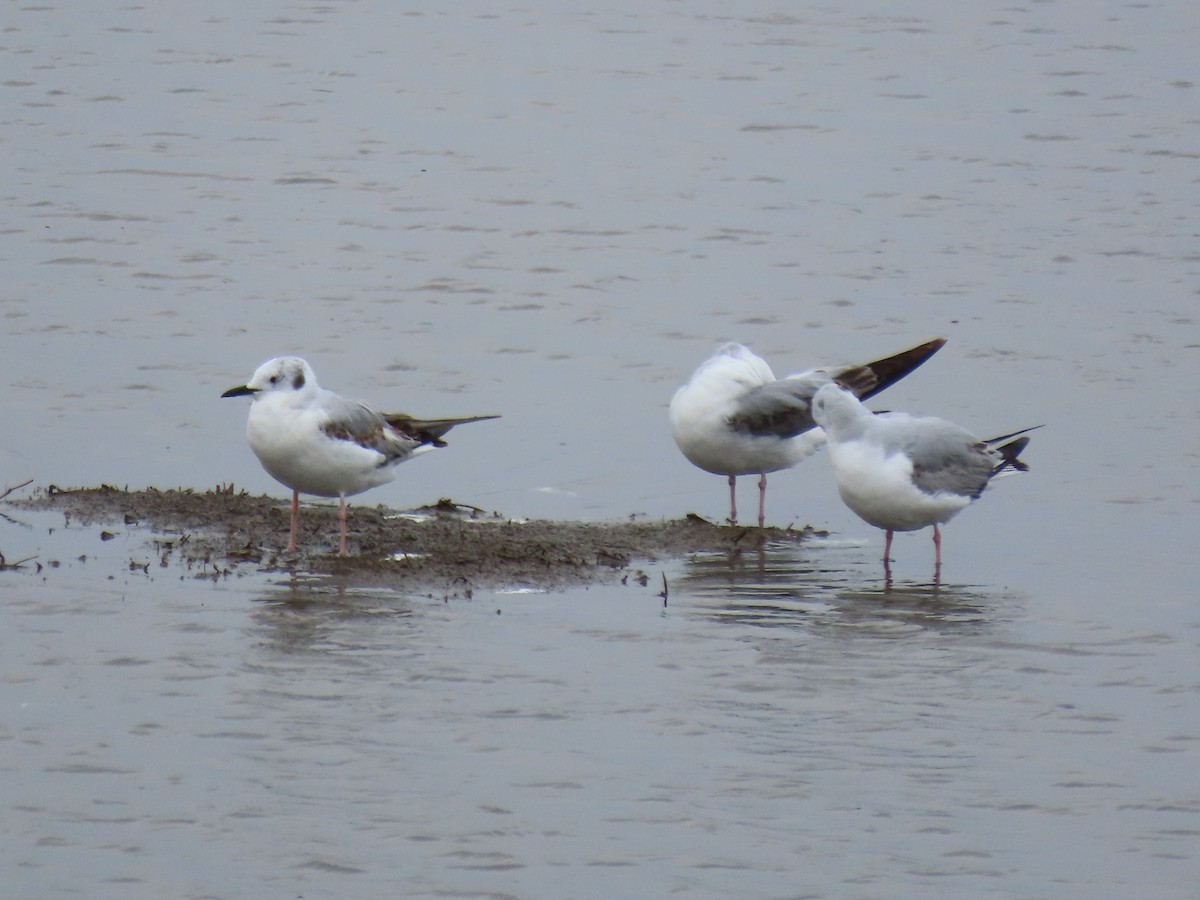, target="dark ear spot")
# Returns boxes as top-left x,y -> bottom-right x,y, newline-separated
292,371 -> 305,390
